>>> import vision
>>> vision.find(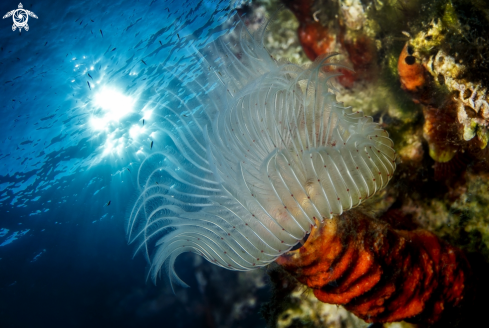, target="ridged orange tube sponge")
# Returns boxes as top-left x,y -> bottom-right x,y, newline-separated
276,211 -> 471,324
